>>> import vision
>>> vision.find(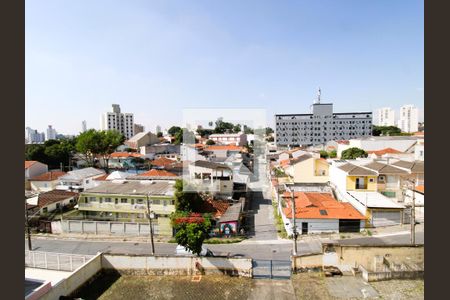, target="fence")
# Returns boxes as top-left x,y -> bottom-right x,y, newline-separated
25,251 -> 94,272
53,220 -> 160,236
